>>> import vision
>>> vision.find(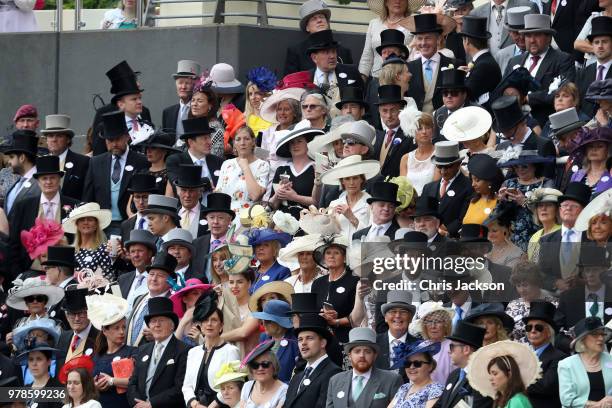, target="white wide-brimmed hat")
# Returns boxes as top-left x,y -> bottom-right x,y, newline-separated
86,293 -> 129,330
209,63 -> 244,94
320,155 -> 381,186
575,189 -> 612,231
260,88 -> 305,123
6,277 -> 65,311
308,115 -> 354,157
442,106 -> 492,142
466,340 -> 542,399
275,119 -> 325,159
62,203 -> 112,234
409,301 -> 455,336
279,233 -> 322,264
